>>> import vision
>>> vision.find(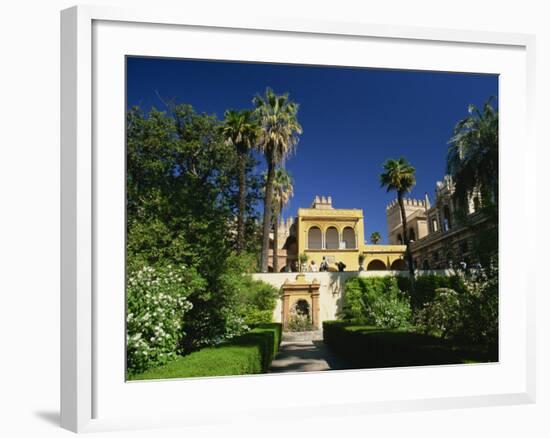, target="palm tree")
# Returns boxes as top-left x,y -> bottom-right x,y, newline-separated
271,168 -> 294,273
447,97 -> 498,216
222,109 -> 259,253
380,157 -> 416,279
370,231 -> 381,245
254,88 -> 302,272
